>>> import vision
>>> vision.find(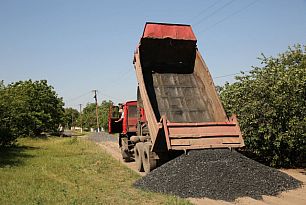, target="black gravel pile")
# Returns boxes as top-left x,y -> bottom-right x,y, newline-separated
134,149 -> 302,201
